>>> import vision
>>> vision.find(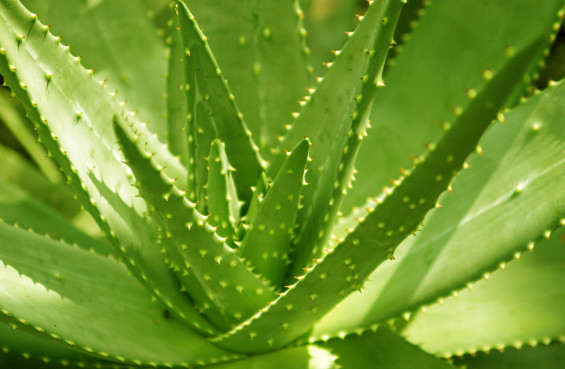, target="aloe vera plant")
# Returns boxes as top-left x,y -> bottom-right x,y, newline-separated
1,0 -> 565,367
